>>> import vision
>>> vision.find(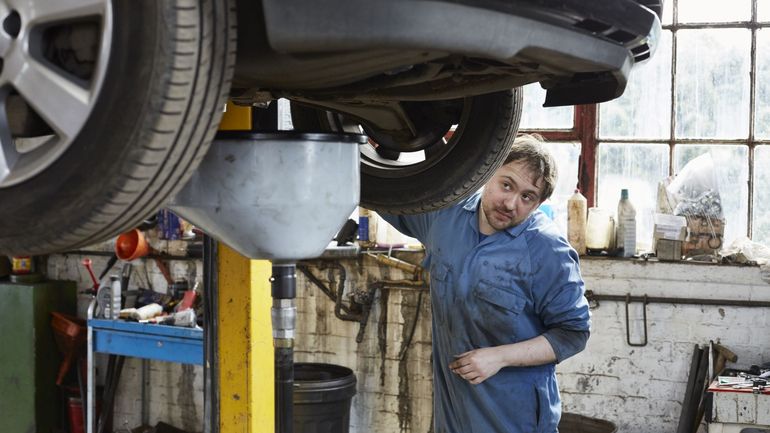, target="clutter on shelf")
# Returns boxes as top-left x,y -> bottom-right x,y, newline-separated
660,153 -> 725,259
